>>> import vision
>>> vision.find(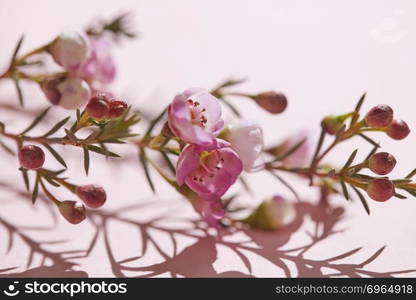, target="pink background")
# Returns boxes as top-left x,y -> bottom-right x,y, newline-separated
0,0 -> 415,277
